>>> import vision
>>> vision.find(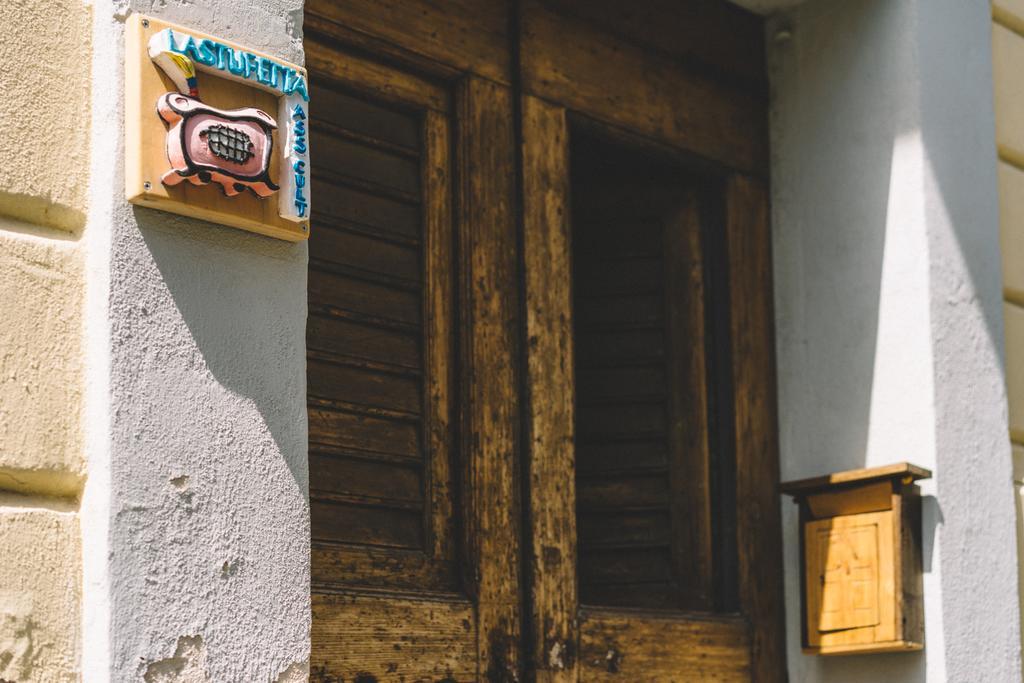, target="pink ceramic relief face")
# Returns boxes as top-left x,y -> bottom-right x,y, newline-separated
183,113 -> 271,178
156,92 -> 279,197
